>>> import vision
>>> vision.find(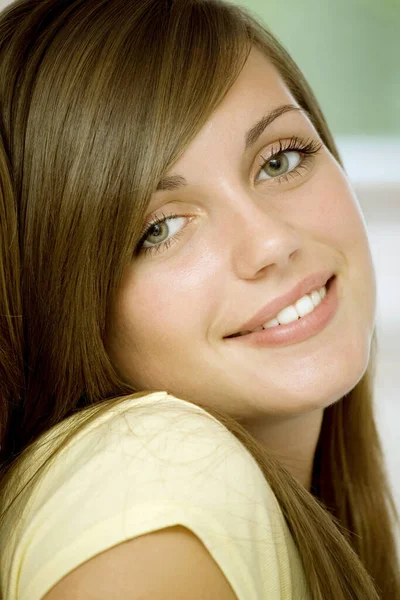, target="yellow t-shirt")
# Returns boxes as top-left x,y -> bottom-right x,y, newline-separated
0,392 -> 310,599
